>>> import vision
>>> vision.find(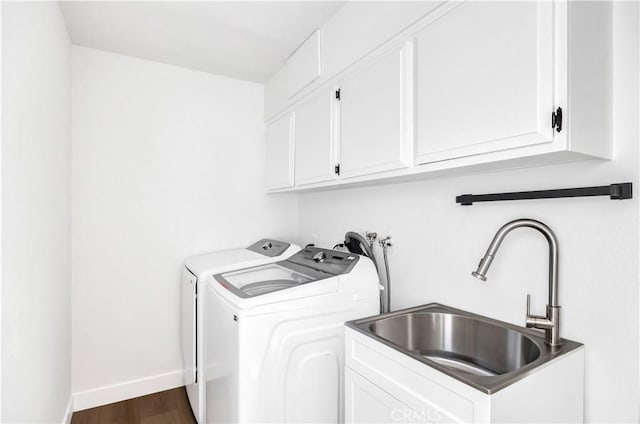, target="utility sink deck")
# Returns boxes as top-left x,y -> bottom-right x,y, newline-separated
346,303 -> 582,394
